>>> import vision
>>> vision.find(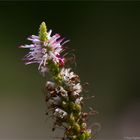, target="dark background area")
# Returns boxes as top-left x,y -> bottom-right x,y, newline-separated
0,1 -> 140,139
